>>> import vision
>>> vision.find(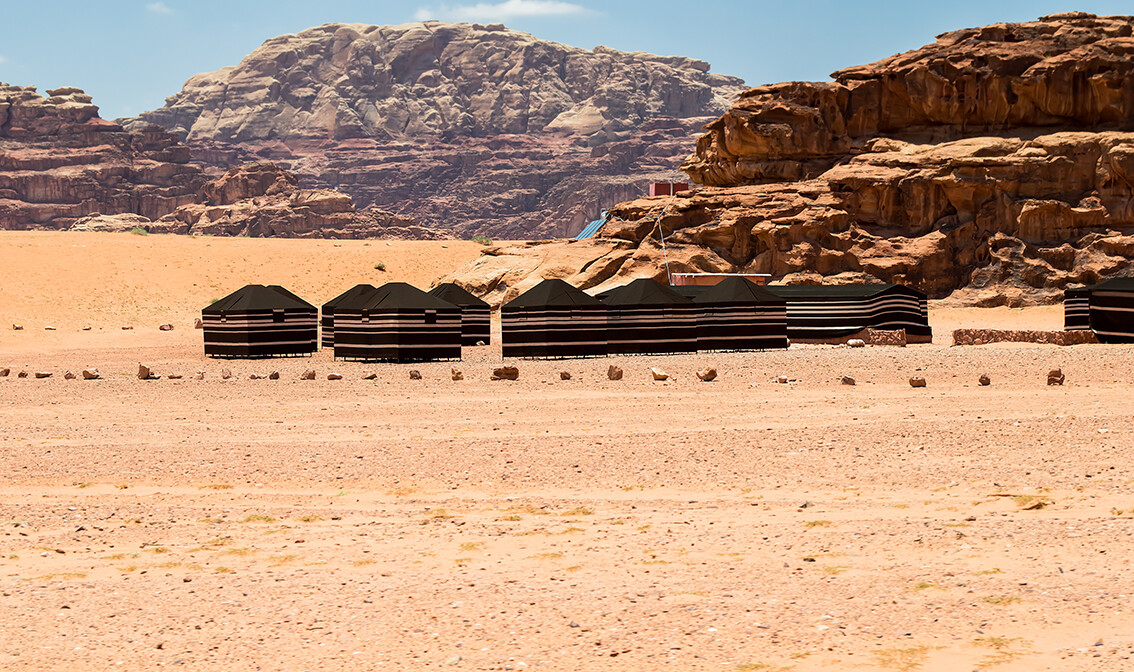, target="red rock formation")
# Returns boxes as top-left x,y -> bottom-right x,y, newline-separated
124,22 -> 745,238
0,84 -> 206,229
443,13 -> 1134,305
